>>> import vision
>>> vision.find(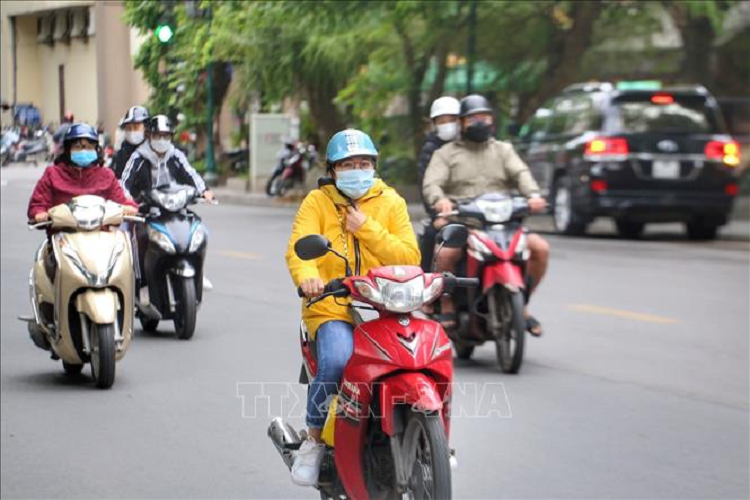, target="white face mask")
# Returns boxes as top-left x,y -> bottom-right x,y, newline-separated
436,122 -> 459,142
125,130 -> 144,145
150,138 -> 171,154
